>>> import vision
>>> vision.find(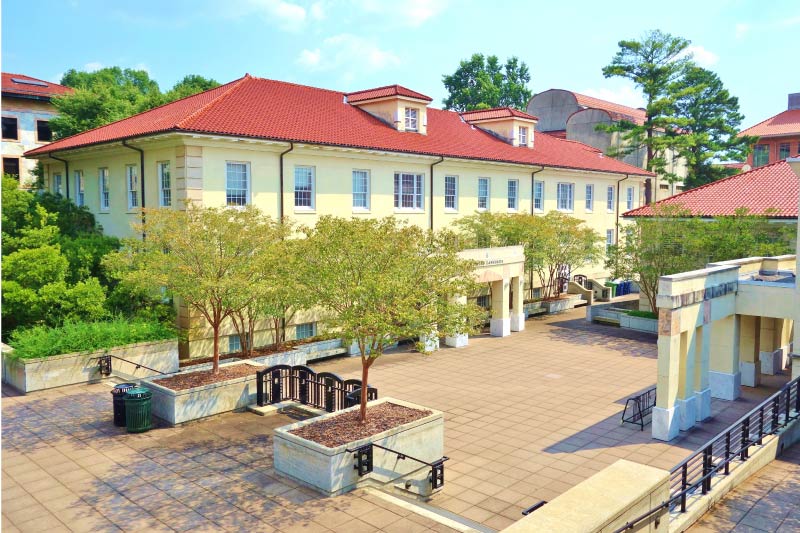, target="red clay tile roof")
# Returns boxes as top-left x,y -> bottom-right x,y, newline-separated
25,75 -> 652,176
2,72 -> 73,99
460,107 -> 538,122
738,109 -> 800,138
544,130 -> 567,139
624,159 -> 799,219
571,92 -> 647,125
345,84 -> 432,103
